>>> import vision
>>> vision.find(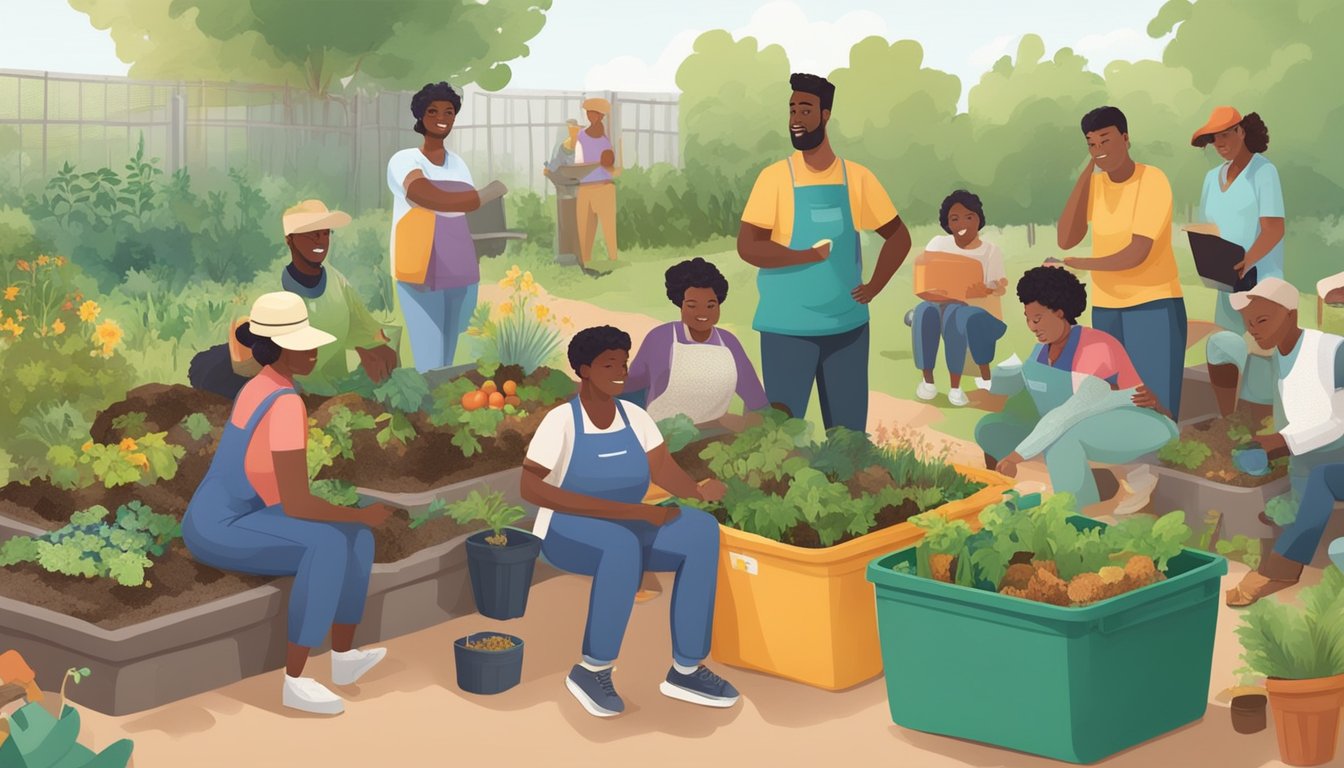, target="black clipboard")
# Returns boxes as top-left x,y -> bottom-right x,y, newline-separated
1188,231 -> 1256,292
